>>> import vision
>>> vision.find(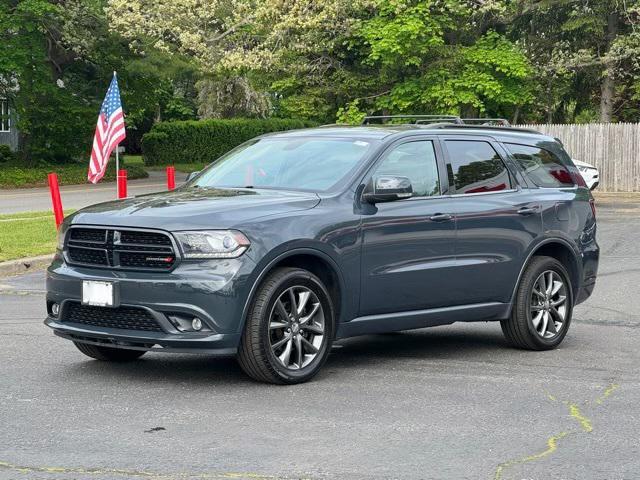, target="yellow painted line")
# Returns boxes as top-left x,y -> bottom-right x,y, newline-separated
565,402 -> 593,433
493,384 -> 619,479
596,383 -> 619,405
0,460 -> 298,479
494,432 -> 568,480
